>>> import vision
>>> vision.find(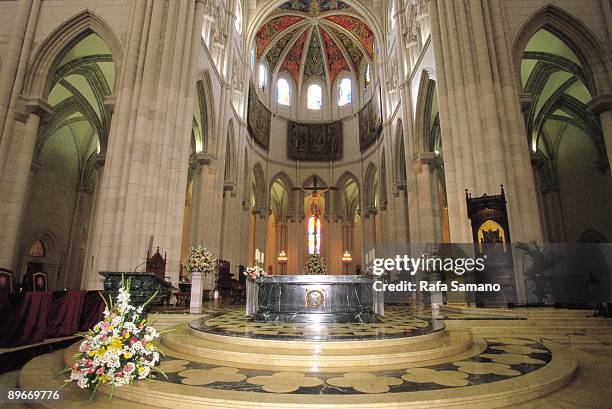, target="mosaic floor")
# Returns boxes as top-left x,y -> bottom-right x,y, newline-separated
189,305 -> 444,340
156,337 -> 552,394
19,304 -> 600,408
